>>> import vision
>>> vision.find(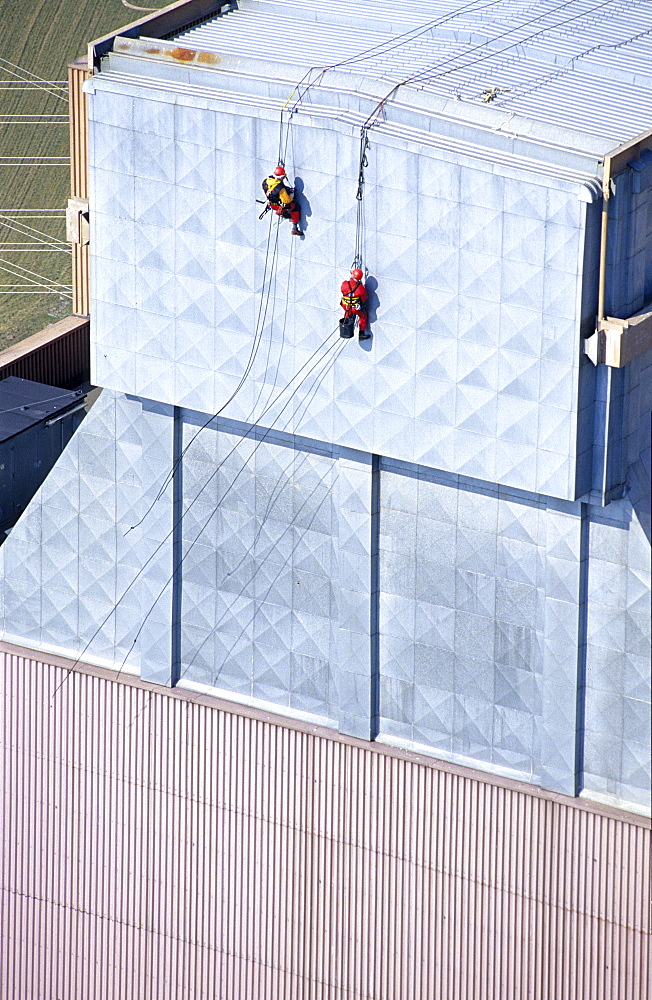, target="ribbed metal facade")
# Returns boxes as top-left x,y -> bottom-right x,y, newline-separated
68,57 -> 91,317
0,315 -> 89,388
2,644 -> 649,1000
